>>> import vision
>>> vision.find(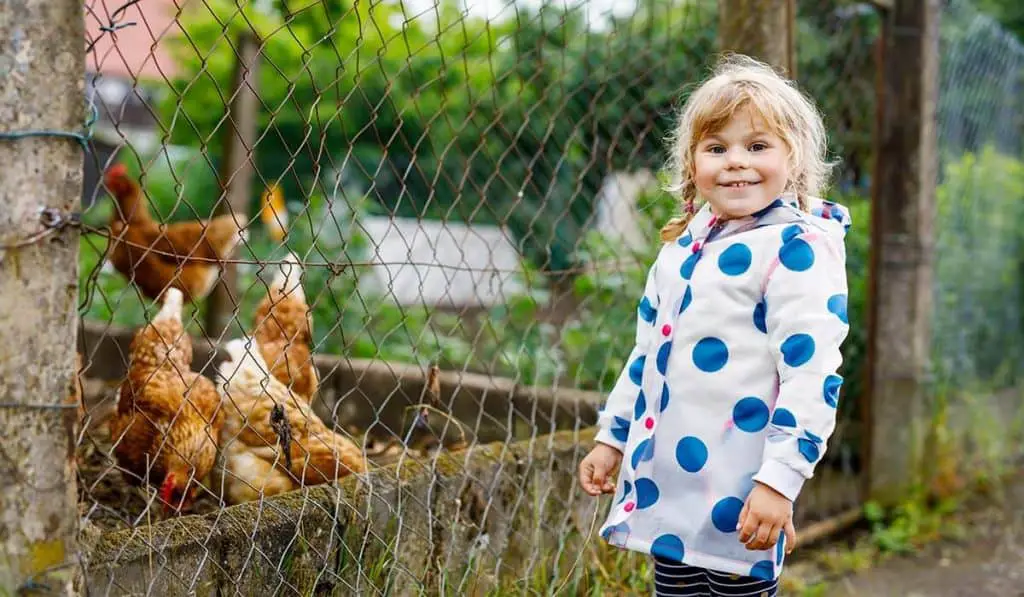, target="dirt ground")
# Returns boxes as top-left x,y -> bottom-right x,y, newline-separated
796,472 -> 1024,597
